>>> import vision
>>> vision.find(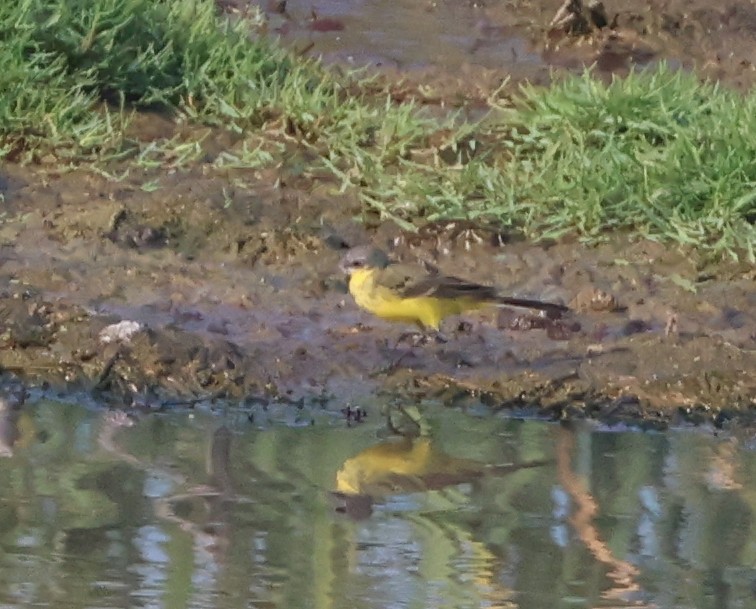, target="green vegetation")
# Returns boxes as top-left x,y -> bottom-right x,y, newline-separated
0,0 -> 290,158
1,0 -> 754,258
347,67 -> 756,259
